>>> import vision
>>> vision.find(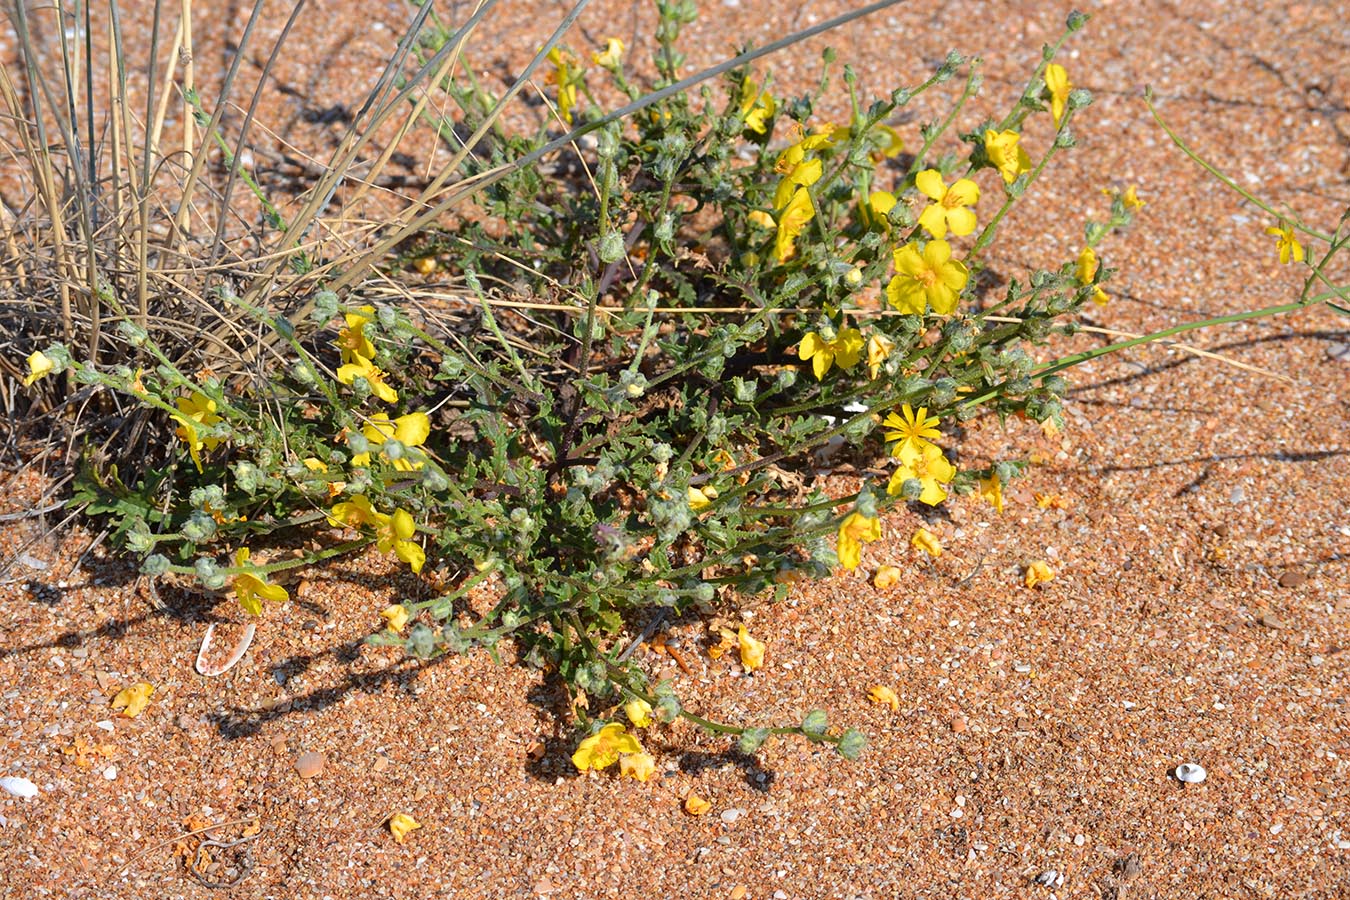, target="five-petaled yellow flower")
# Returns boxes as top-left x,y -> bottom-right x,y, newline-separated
593,37 -> 624,68
837,511 -> 882,571
327,493 -> 382,529
887,442 -> 956,506
376,508 -> 426,574
882,403 -> 941,458
866,190 -> 897,229
1123,185 -> 1144,210
351,411 -> 431,470
23,350 -> 55,386
335,305 -> 377,365
978,474 -> 1005,513
173,390 -> 224,473
1045,63 -> 1071,125
739,79 -> 776,135
798,327 -> 863,380
984,129 -> 1032,184
336,356 -> 399,403
572,722 -> 643,772
915,169 -> 979,239
1265,222 -> 1304,265
866,333 -> 895,380
774,187 -> 815,263
1076,247 -> 1110,306
233,547 -> 289,616
886,240 -> 969,315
